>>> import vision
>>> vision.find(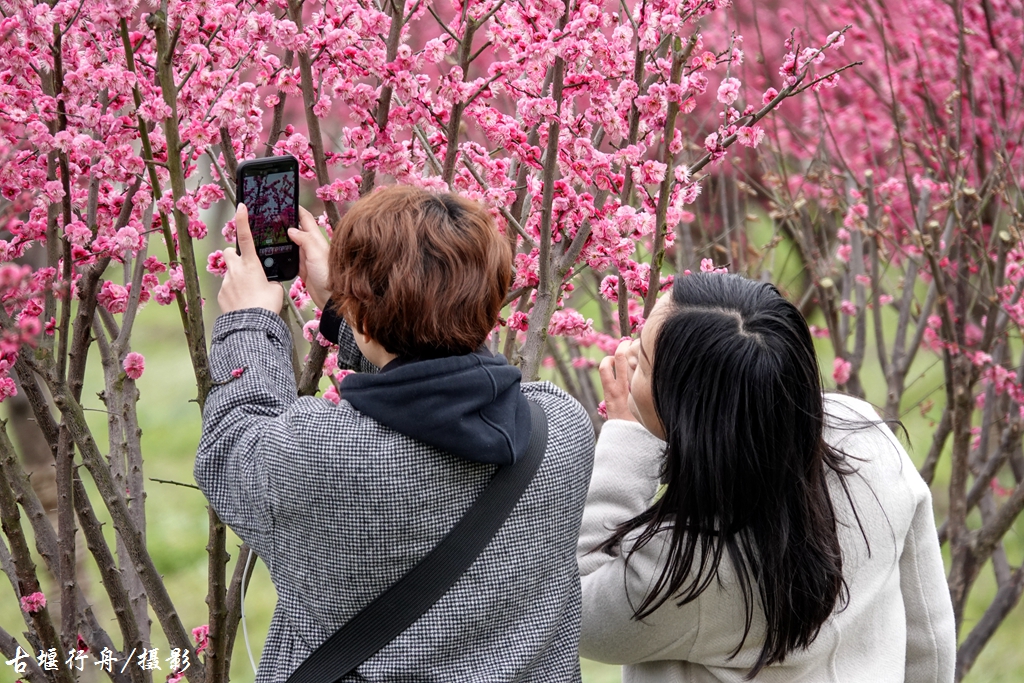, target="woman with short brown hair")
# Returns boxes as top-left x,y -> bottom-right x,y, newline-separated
325,185 -> 510,360
195,185 -> 595,683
